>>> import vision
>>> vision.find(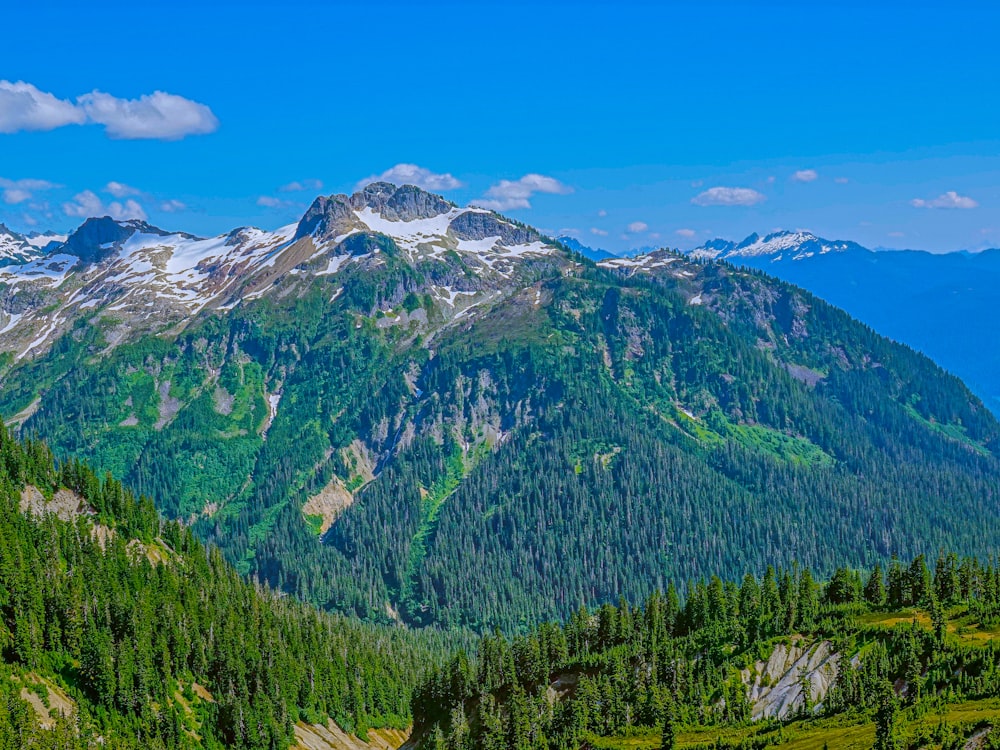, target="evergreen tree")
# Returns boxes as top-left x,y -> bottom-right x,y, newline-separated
873,680 -> 900,750
865,563 -> 887,608
661,694 -> 677,750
